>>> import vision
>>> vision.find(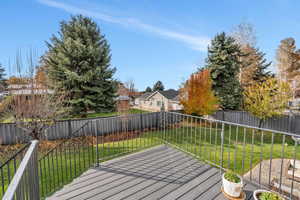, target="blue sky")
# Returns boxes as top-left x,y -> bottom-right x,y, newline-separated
0,0 -> 300,91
